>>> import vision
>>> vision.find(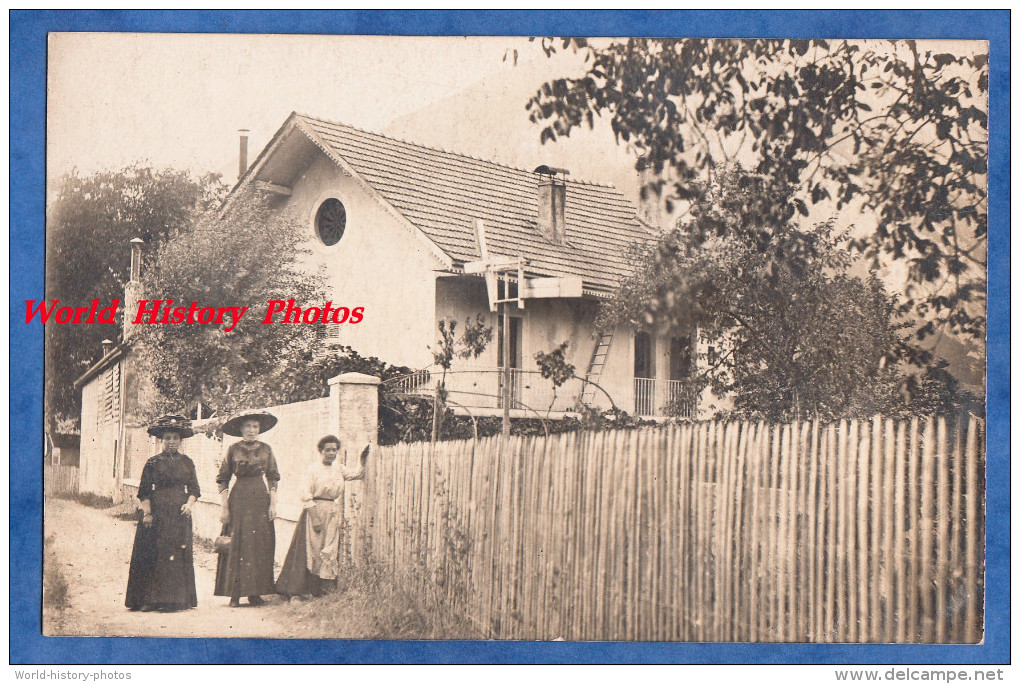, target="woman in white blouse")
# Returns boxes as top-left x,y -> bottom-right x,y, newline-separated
276,435 -> 370,598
